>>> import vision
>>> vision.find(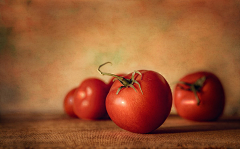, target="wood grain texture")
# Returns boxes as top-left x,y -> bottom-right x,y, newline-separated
0,113 -> 240,148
